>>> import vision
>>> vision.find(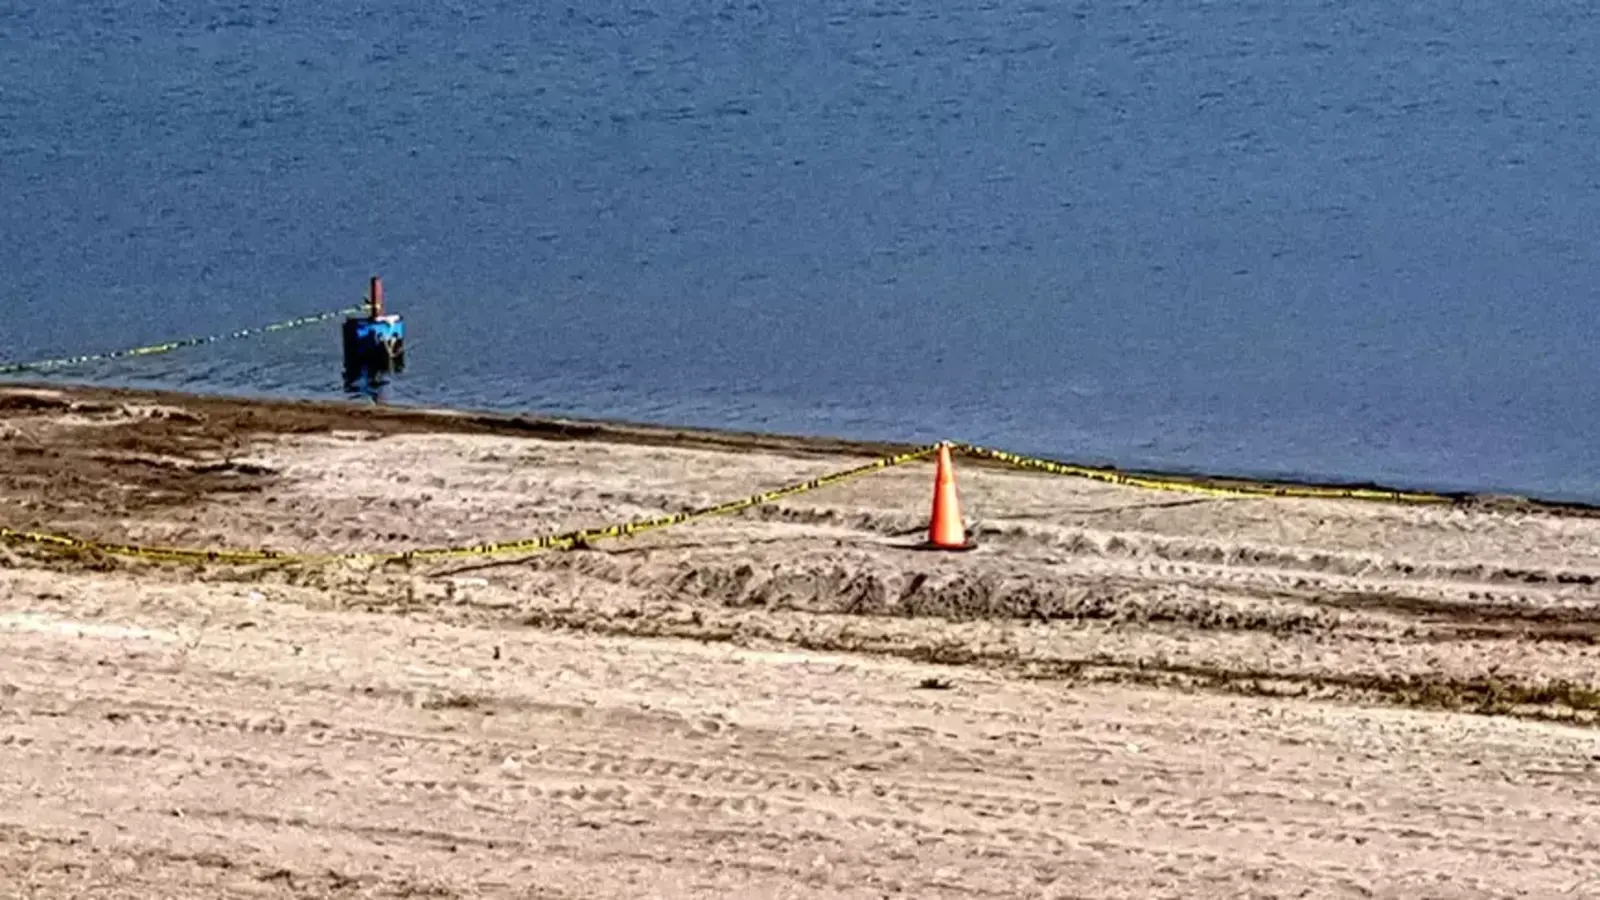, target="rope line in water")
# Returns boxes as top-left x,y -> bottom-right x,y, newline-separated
0,307 -> 359,376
